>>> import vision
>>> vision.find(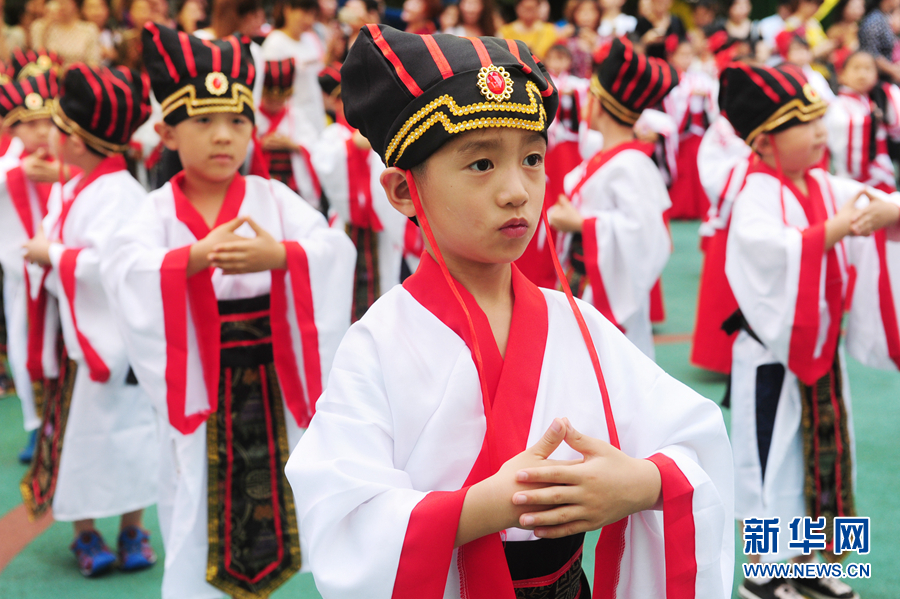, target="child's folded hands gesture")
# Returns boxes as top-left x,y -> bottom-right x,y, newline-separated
849,189 -> 900,237
189,216 -> 287,276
